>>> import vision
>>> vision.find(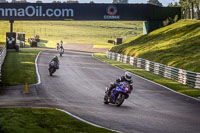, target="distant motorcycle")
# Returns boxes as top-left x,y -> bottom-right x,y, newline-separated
59,48 -> 64,57
104,81 -> 132,107
48,61 -> 59,76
